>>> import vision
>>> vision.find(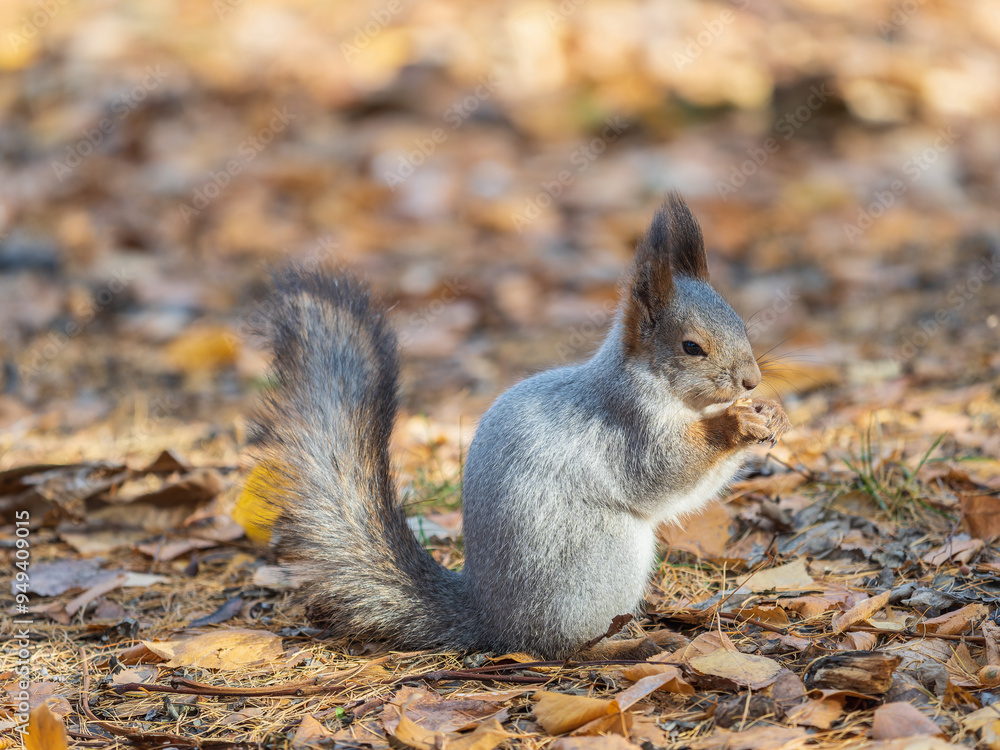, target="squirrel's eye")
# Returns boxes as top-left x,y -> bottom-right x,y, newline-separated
682,341 -> 706,356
